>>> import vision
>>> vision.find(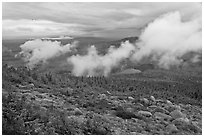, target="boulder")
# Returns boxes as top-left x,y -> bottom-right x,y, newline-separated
106,91 -> 111,95
150,96 -> 156,102
74,108 -> 83,116
178,103 -> 186,108
141,131 -> 148,134
138,111 -> 152,117
153,107 -> 169,114
172,117 -> 190,126
148,105 -> 158,110
114,109 -> 136,119
166,100 -> 173,106
27,83 -> 35,88
185,104 -> 191,108
126,107 -> 134,113
154,112 -> 172,121
111,100 -> 121,107
99,94 -> 108,100
110,96 -> 118,100
140,98 -> 149,106
166,124 -> 178,133
17,84 -> 27,89
32,91 -> 40,95
166,105 -> 181,112
129,132 -> 138,135
128,96 -> 134,101
136,103 -> 144,107
65,115 -> 85,125
131,118 -> 138,122
134,103 -> 145,111
170,110 -> 185,120
155,99 -> 165,103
